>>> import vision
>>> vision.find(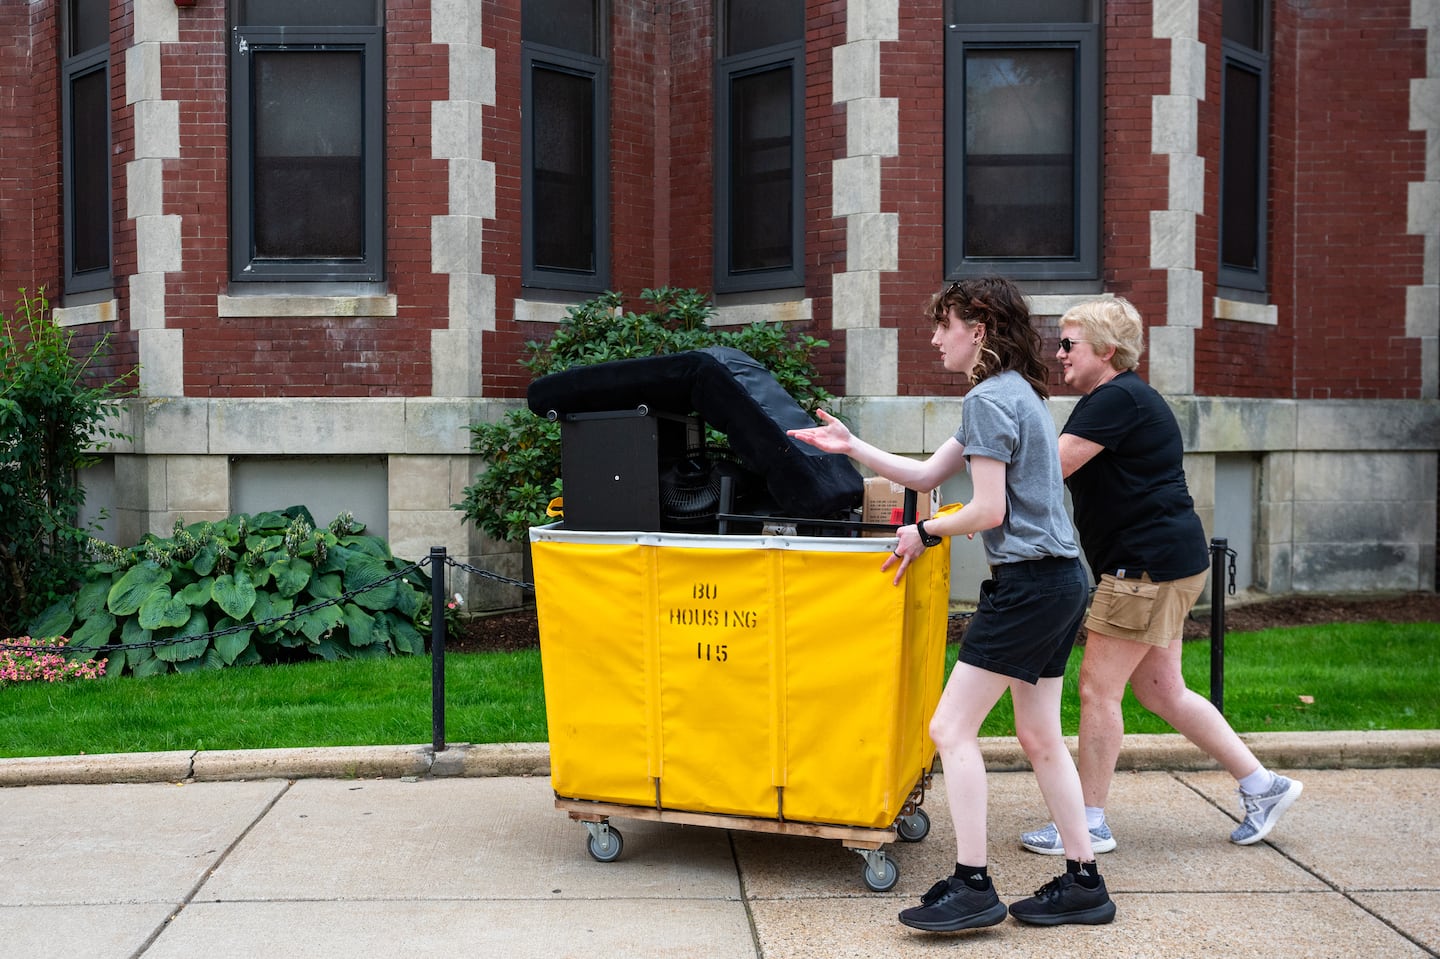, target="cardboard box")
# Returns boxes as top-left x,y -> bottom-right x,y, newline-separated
862,477 -> 940,535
